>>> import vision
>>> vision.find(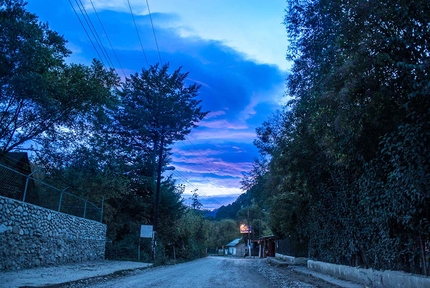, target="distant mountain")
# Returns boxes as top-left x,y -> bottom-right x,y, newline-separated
183,194 -> 240,210
204,208 -> 218,218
